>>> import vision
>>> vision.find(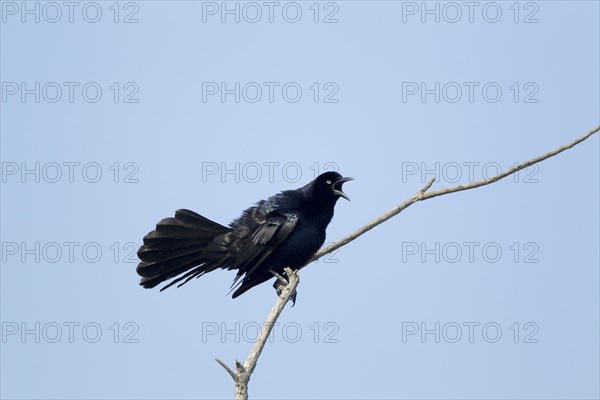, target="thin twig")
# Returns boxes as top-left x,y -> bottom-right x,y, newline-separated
215,358 -> 236,381
313,124 -> 599,261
